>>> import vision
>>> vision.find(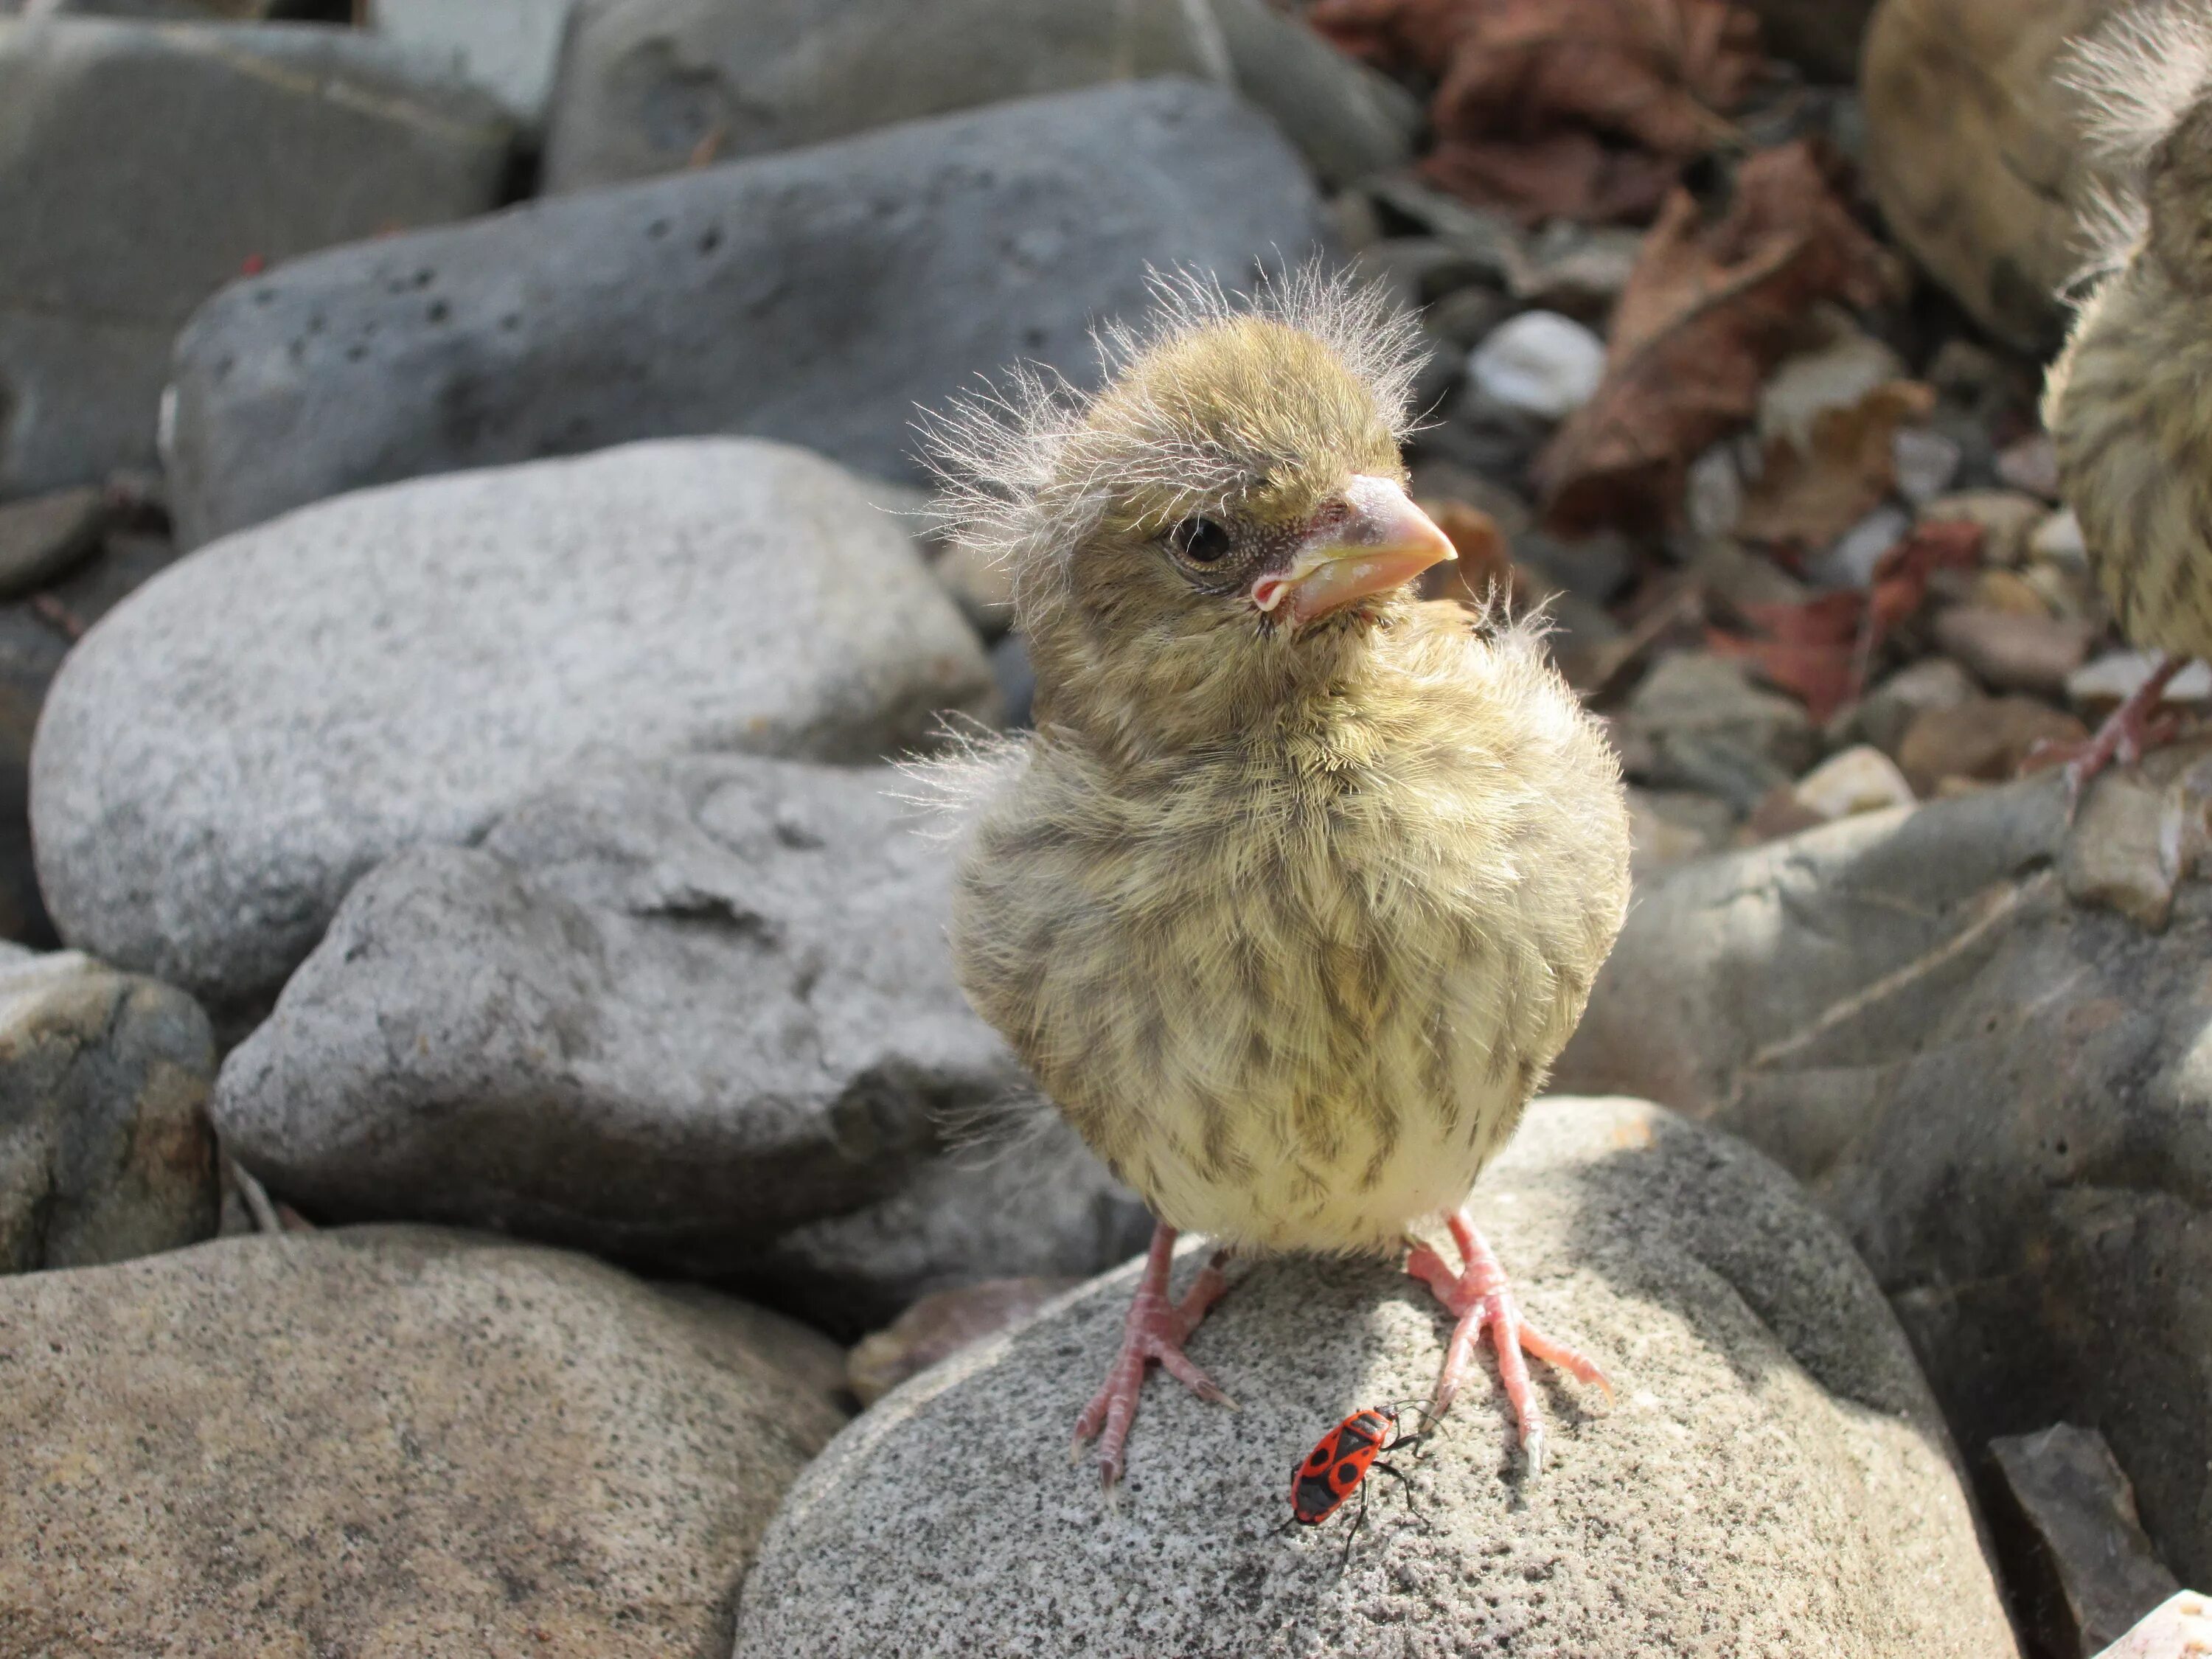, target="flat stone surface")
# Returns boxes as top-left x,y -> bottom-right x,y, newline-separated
541,0 -> 1413,192
1556,752 -> 2212,1587
1623,652 -> 1820,813
373,0 -> 576,125
0,947 -> 215,1272
32,439 -> 995,1015
734,1098 -> 2017,1659
165,77 -> 1329,546
212,754 -> 1146,1330
2093,1591 -> 2212,1659
0,485 -> 103,597
0,16 -> 510,498
1989,1423 -> 2180,1658
0,1225 -> 845,1653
